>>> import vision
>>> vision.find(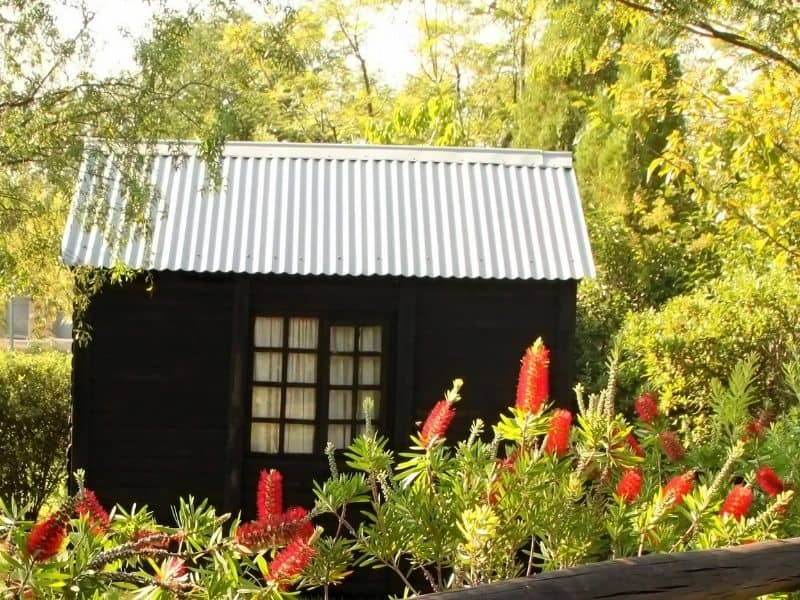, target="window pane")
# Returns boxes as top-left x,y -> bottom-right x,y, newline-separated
254,317 -> 283,347
358,356 -> 381,385
330,326 -> 355,352
289,318 -> 318,349
254,352 -> 283,382
252,387 -> 281,418
286,387 -> 316,420
287,353 -> 316,383
329,390 -> 353,419
284,424 -> 314,453
359,326 -> 382,352
358,390 -> 380,420
327,424 -> 351,449
330,355 -> 354,385
251,422 -> 279,453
